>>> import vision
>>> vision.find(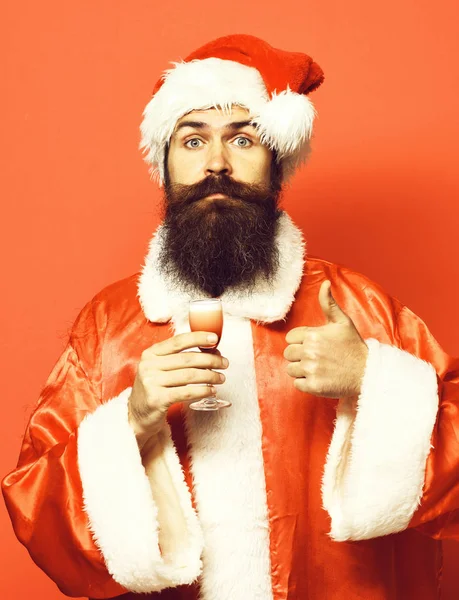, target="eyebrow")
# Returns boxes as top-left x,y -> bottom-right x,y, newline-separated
174,120 -> 256,134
